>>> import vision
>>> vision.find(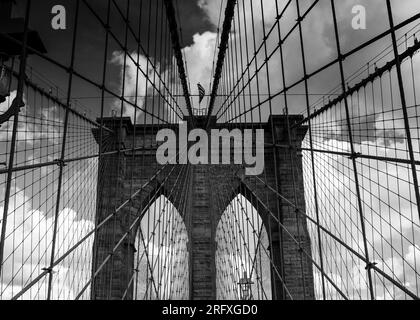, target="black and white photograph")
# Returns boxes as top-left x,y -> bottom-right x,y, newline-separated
0,0 -> 419,313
